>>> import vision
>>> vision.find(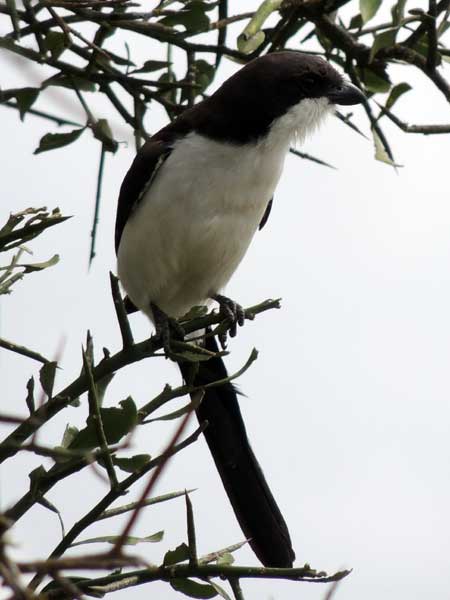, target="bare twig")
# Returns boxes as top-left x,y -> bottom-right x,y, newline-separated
426,0 -> 439,71
0,337 -> 50,364
109,273 -> 134,348
82,347 -> 119,491
88,144 -> 106,266
376,102 -> 450,133
289,147 -> 336,169
46,5 -> 72,46
19,554 -> 143,574
0,101 -> 82,127
185,491 -> 198,566
229,577 -> 245,600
